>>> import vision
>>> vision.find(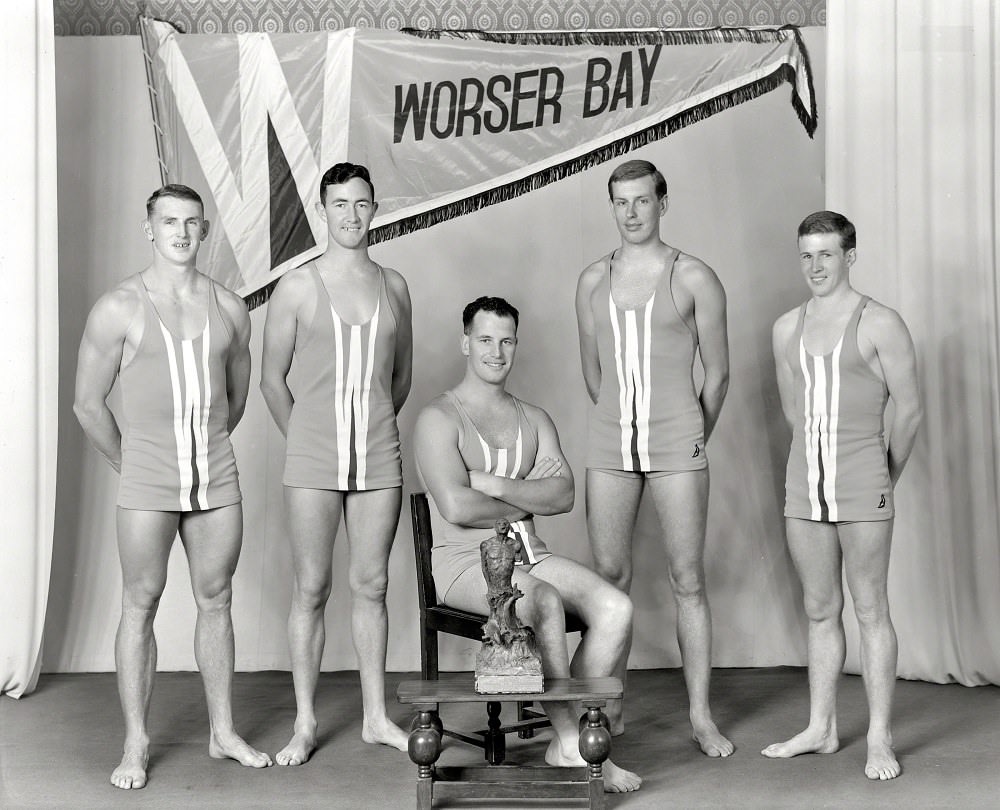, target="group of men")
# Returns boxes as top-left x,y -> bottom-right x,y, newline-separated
74,158 -> 921,792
